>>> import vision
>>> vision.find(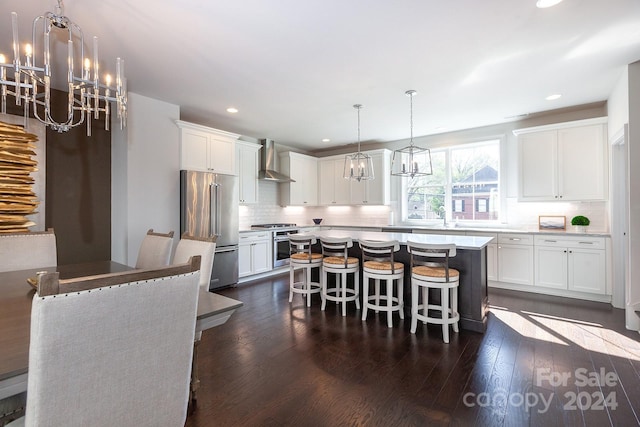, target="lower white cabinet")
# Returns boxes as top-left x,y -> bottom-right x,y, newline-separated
239,232 -> 272,277
497,233 -> 534,285
534,235 -> 606,295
